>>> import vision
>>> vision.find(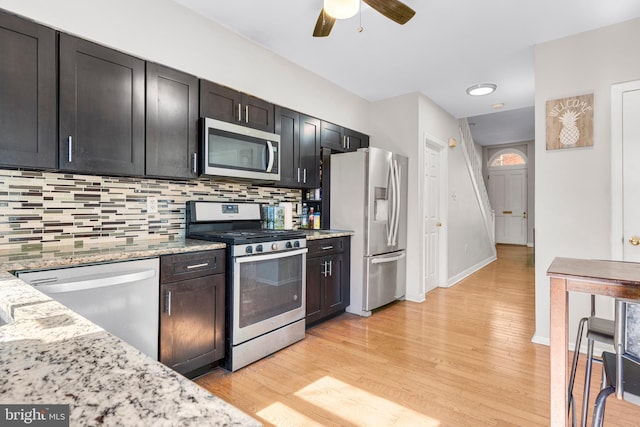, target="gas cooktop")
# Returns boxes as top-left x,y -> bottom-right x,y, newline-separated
188,229 -> 305,245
